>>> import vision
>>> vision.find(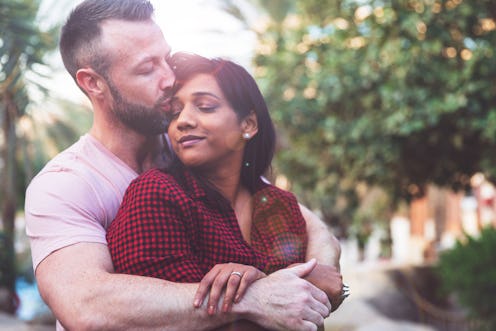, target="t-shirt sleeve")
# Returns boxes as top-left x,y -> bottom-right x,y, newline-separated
25,170 -> 107,271
107,172 -> 204,282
